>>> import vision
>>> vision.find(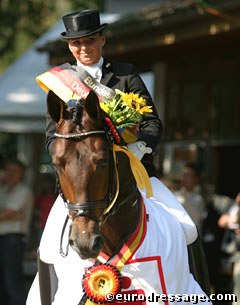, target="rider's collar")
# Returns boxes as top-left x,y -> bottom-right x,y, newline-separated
77,57 -> 103,81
